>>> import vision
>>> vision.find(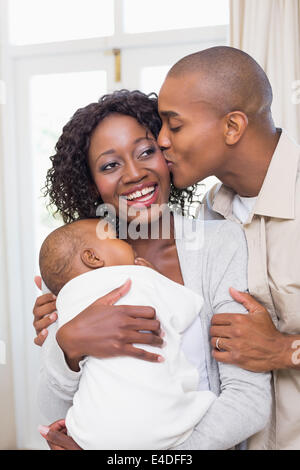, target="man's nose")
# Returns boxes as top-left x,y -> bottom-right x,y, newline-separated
157,126 -> 171,150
